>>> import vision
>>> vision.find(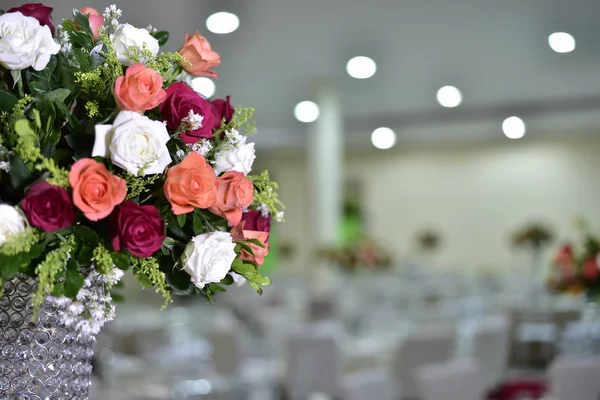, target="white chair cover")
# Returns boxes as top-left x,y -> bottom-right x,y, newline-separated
549,357 -> 600,400
341,368 -> 396,400
472,315 -> 510,389
415,359 -> 485,400
284,328 -> 342,400
391,327 -> 456,398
